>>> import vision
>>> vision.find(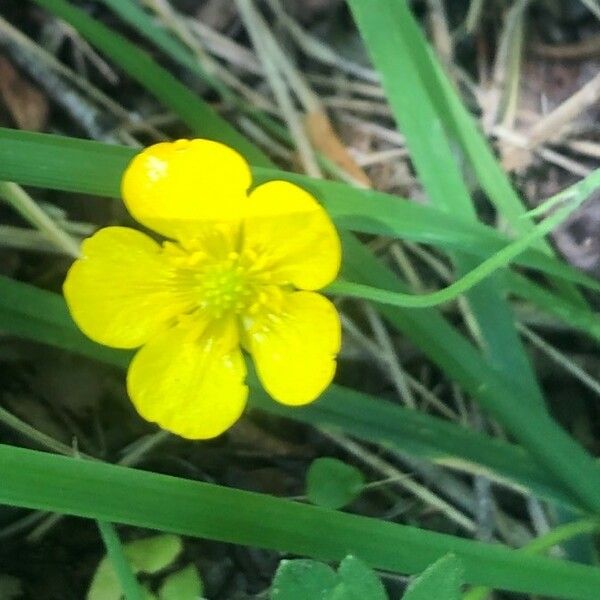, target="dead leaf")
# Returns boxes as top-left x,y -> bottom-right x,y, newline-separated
0,55 -> 49,131
305,110 -> 371,187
